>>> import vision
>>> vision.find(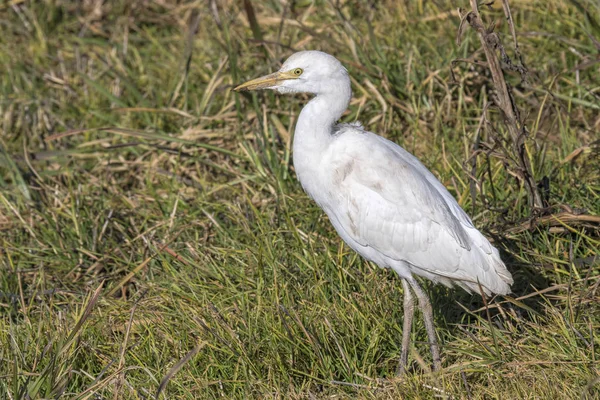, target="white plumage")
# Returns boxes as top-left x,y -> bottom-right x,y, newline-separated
235,50 -> 513,374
